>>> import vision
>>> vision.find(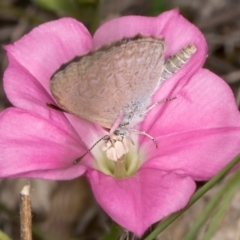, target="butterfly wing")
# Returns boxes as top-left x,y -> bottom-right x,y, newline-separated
50,36 -> 165,129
